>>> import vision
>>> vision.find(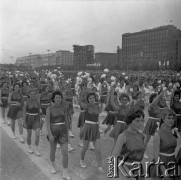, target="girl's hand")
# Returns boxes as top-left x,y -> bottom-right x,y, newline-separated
49,134 -> 54,142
